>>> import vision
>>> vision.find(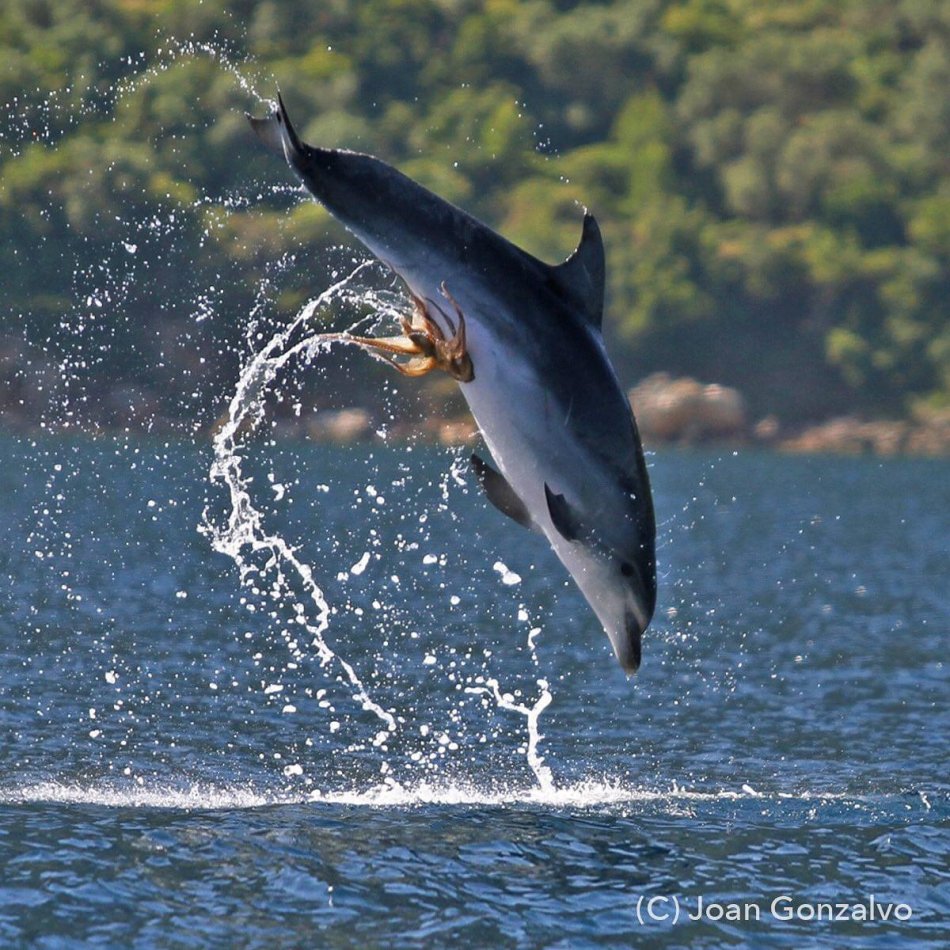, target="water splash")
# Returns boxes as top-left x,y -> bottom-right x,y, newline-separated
0,778 -> 873,812
465,678 -> 554,791
200,264 -> 564,789
200,263 -> 398,737
19,38 -> 569,787
464,589 -> 554,791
